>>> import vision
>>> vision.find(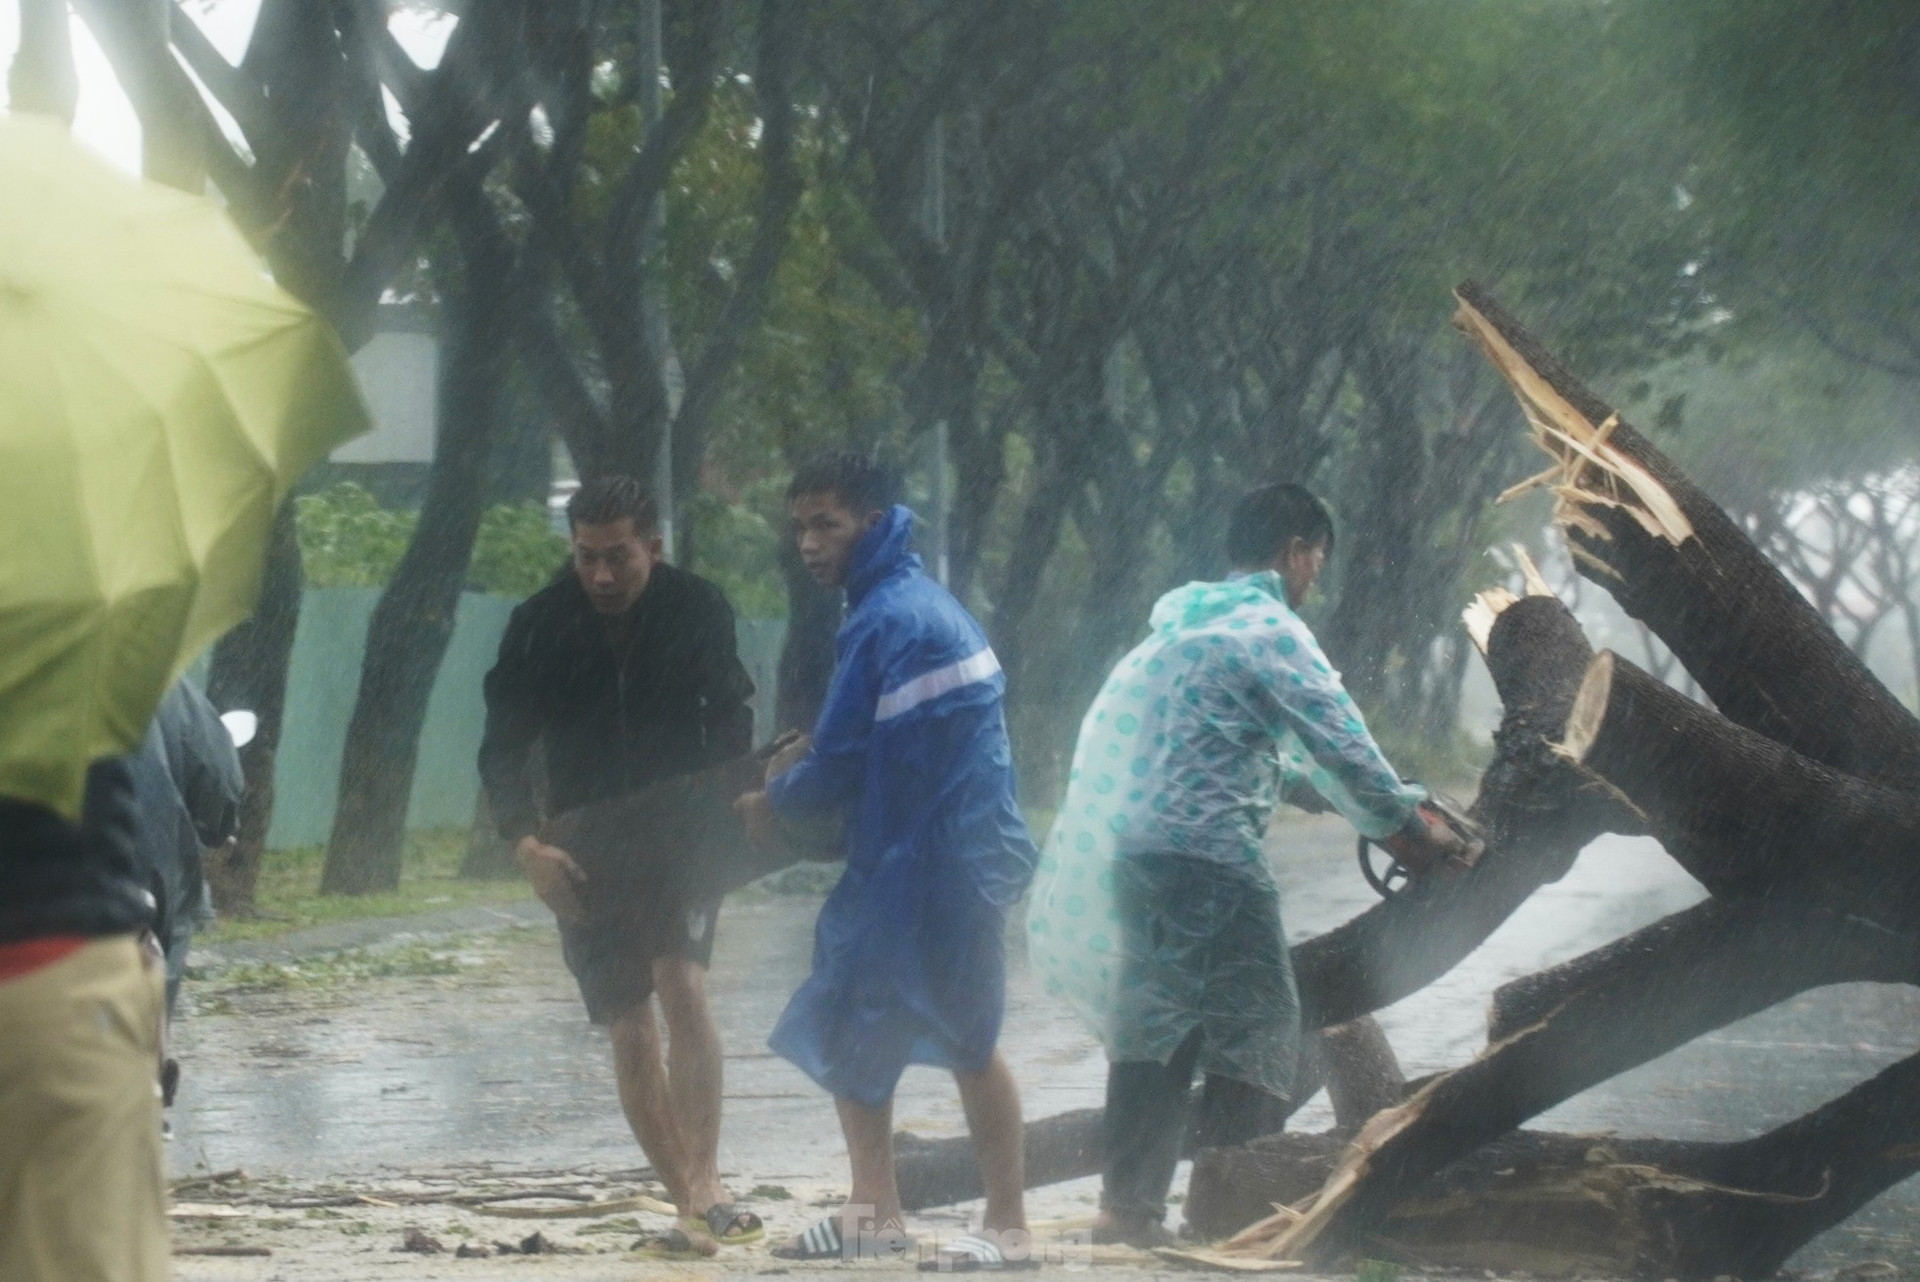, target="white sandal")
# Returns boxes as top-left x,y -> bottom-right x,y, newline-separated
919,1232 -> 1041,1272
